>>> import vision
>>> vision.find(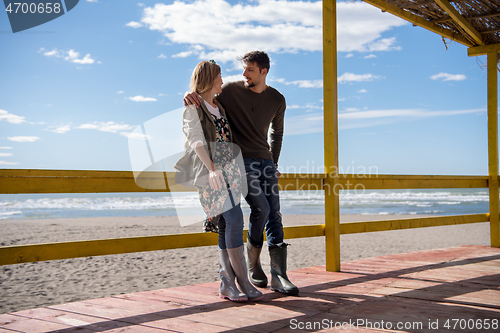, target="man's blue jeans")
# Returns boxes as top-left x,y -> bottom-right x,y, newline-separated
244,158 -> 283,247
